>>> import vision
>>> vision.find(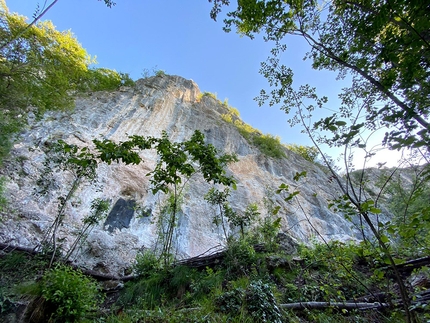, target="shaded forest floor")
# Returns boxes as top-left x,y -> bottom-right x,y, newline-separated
1,238 -> 429,322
